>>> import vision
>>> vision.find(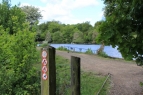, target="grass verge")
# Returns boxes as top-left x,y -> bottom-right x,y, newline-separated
56,55 -> 110,95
